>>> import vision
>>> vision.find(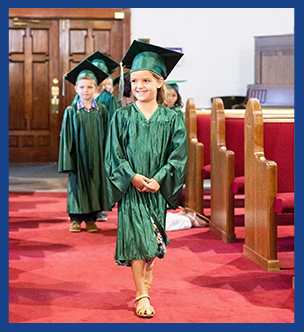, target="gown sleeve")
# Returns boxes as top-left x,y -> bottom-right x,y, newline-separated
58,107 -> 76,173
105,110 -> 136,207
153,114 -> 187,209
108,94 -> 120,121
